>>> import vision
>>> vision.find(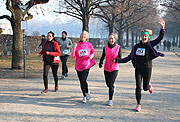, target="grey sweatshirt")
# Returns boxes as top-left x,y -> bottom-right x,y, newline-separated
57,37 -> 73,56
